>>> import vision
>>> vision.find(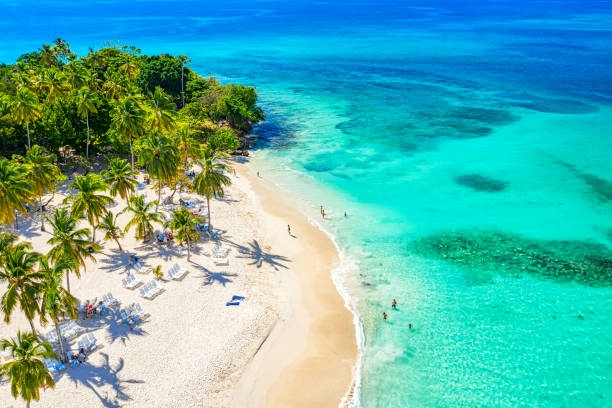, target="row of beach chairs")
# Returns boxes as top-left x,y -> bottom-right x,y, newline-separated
122,273 -> 143,289
139,281 -> 164,299
167,263 -> 187,280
